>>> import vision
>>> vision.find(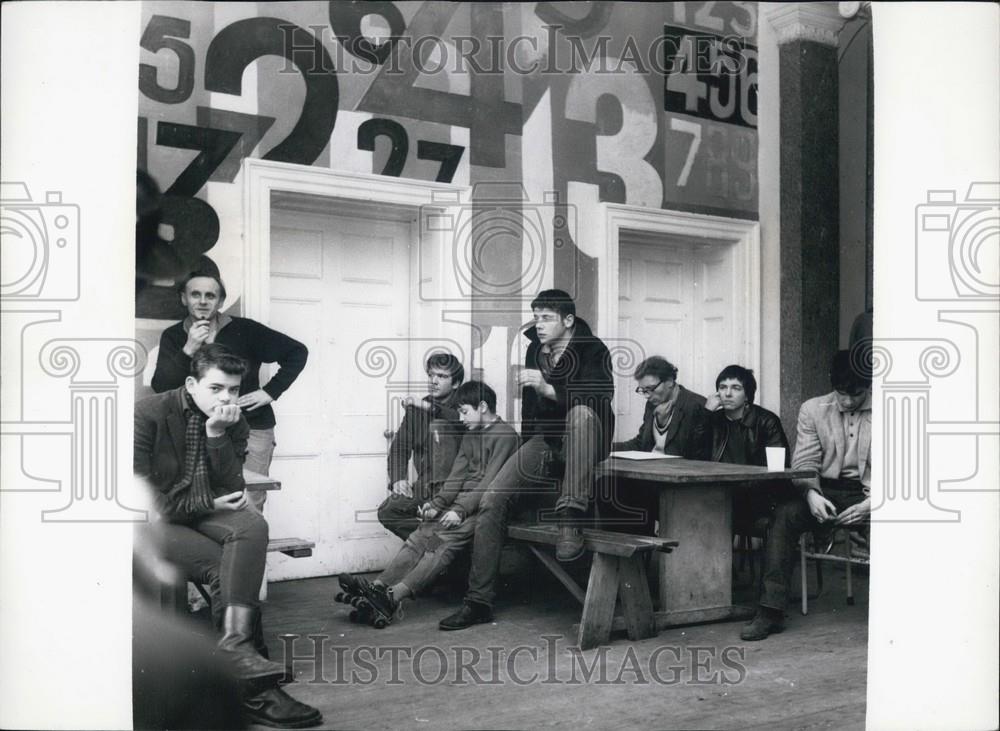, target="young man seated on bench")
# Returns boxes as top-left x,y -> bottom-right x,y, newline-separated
607,356 -> 707,532
134,344 -> 321,729
438,289 -> 616,631
339,381 -> 519,625
378,352 -> 465,540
